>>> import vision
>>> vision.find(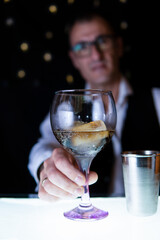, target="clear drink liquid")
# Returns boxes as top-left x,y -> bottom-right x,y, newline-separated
54,129 -> 113,172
